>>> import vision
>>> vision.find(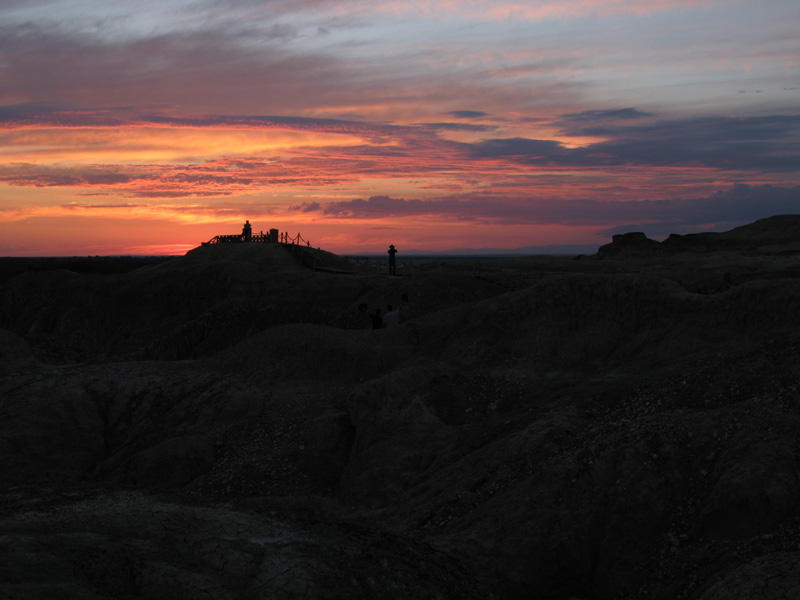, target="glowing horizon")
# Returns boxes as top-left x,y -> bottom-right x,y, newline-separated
1,0 -> 799,256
